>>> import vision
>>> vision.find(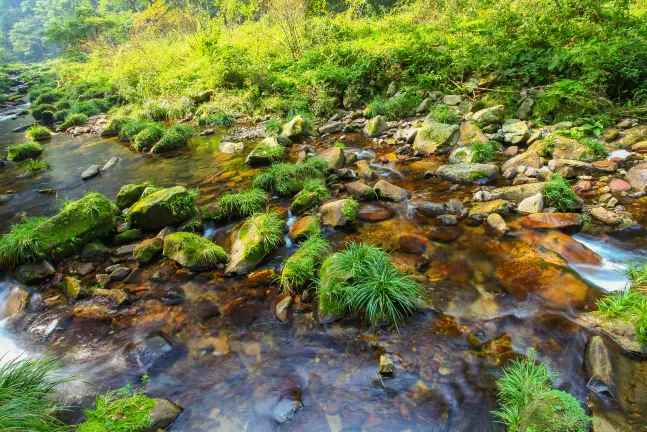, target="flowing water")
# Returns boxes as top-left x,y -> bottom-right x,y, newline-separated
0,96 -> 642,430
